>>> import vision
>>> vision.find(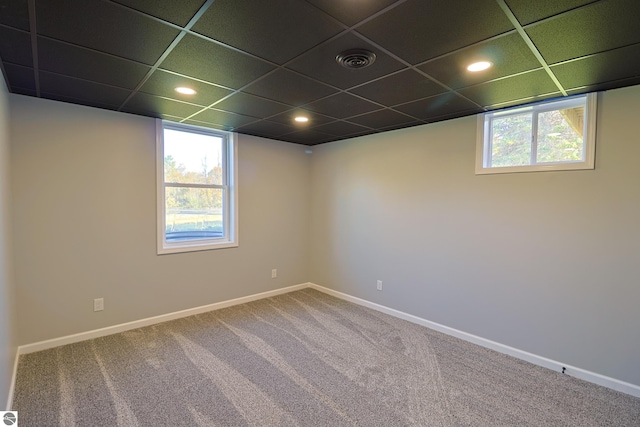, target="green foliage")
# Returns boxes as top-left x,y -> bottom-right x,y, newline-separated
491,114 -> 532,167
490,108 -> 583,167
536,110 -> 583,163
